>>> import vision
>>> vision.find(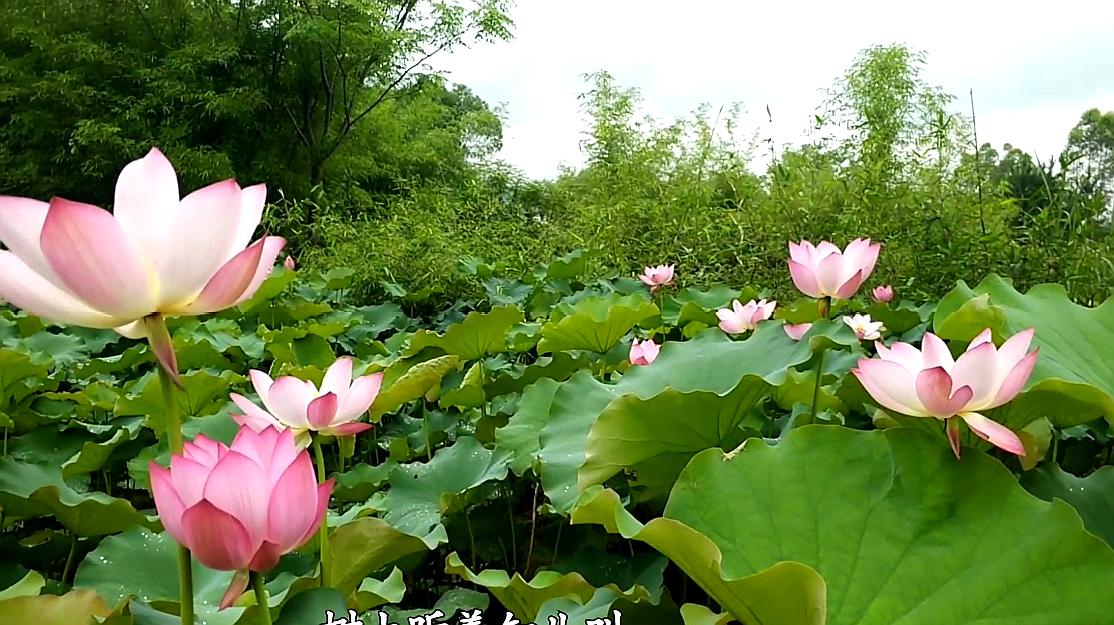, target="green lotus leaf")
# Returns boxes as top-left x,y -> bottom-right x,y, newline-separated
571,488 -> 825,625
0,569 -> 44,601
114,369 -> 243,423
327,517 -> 433,597
445,552 -> 656,622
405,305 -> 524,360
369,354 -> 463,420
1021,464 -> 1114,547
74,527 -> 245,625
537,293 -> 658,354
334,460 -> 397,503
376,587 -> 490,624
536,322 -> 853,511
0,589 -> 110,624
680,602 -> 736,625
0,458 -> 154,536
583,425 -> 1114,624
353,567 -> 407,612
273,587 -> 348,625
495,378 -> 561,476
381,437 -> 510,540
